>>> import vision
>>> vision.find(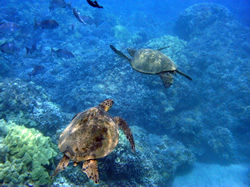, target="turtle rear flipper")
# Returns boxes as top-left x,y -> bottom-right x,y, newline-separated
82,159 -> 99,184
176,69 -> 192,80
52,155 -> 70,177
114,117 -> 135,153
159,72 -> 174,88
157,46 -> 171,51
110,45 -> 131,62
